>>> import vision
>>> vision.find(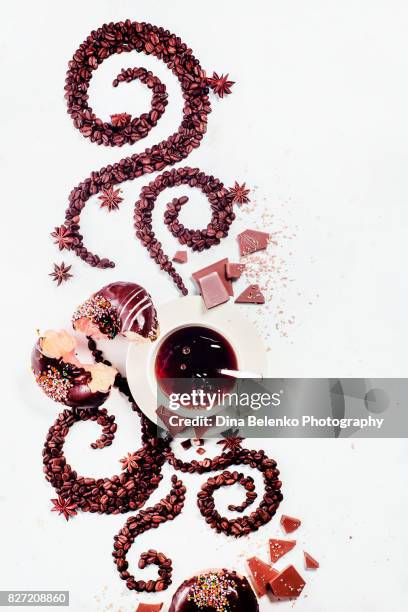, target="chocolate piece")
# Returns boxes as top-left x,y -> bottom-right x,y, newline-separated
281,514 -> 301,534
196,447 -> 206,455
156,405 -> 188,436
73,282 -> 159,341
247,557 -> 279,597
235,284 -> 265,304
193,420 -> 215,438
173,250 -> 188,264
199,272 -> 230,309
269,565 -> 306,599
238,229 -> 270,256
181,439 -> 192,451
304,551 -> 319,569
192,438 -> 204,447
192,258 -> 233,296
168,569 -> 259,611
136,604 -> 163,612
269,539 -> 296,563
225,262 -> 245,280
